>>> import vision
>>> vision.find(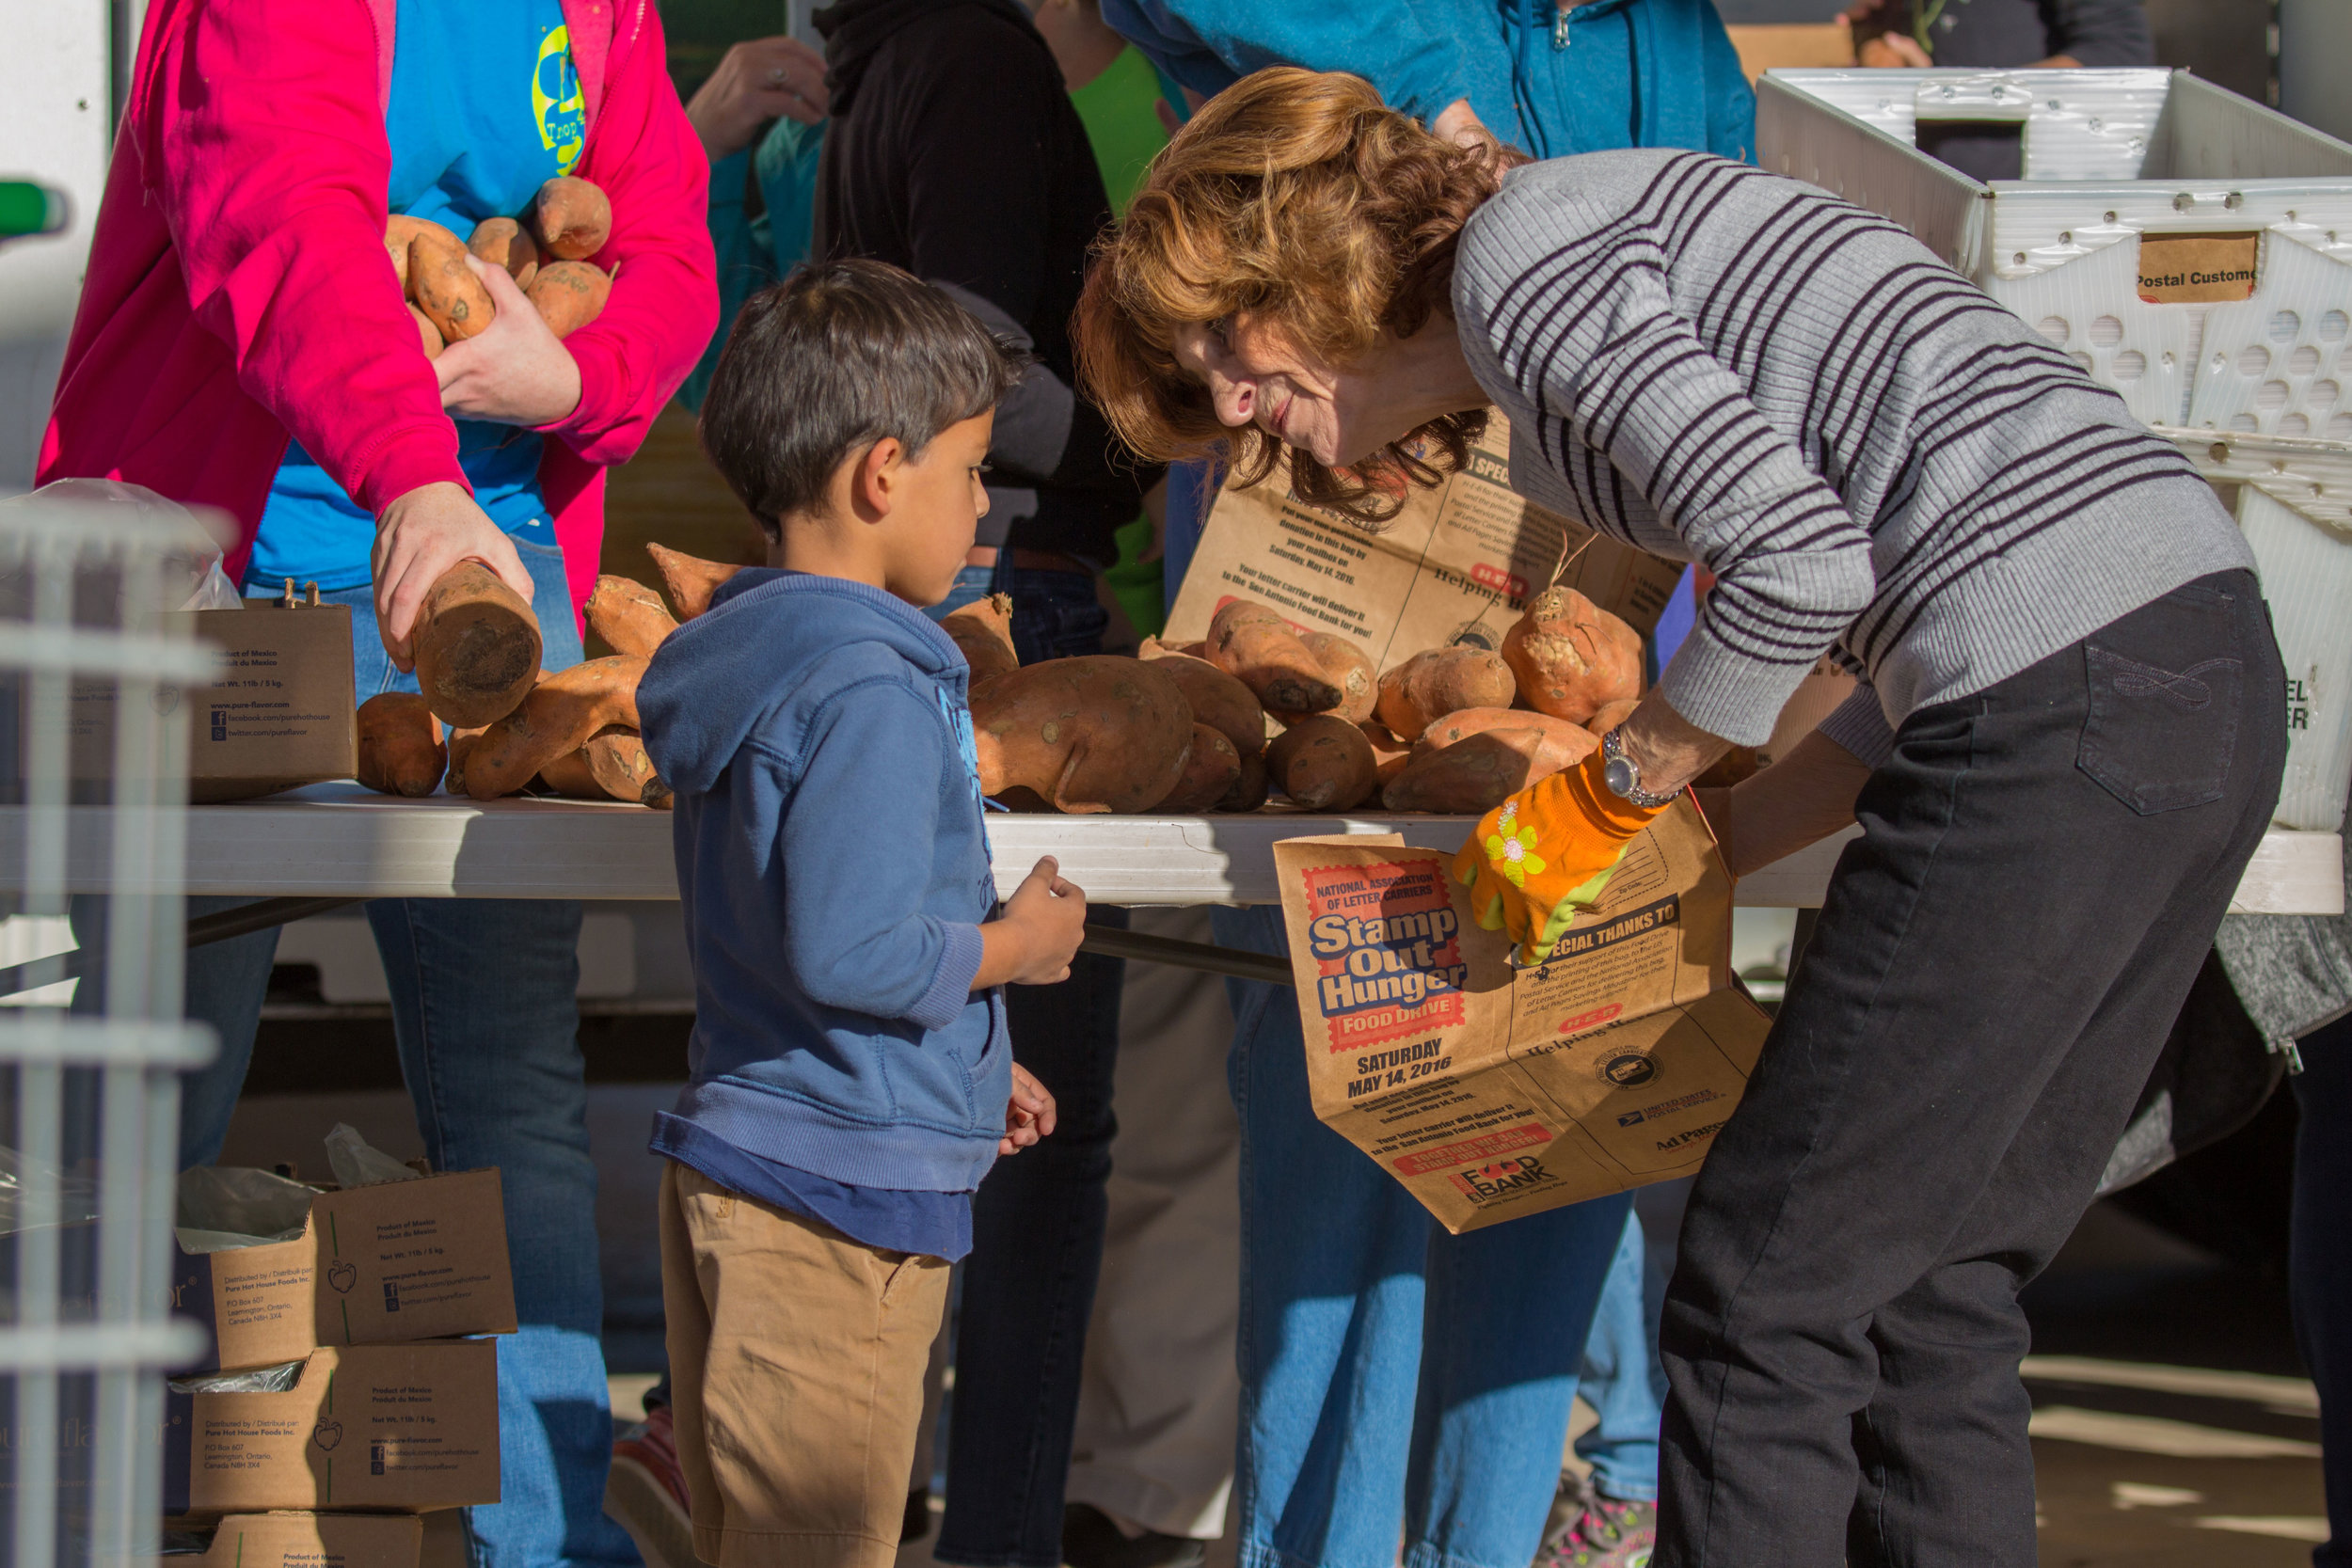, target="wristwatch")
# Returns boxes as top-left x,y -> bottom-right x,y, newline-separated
1600,728 -> 1677,810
